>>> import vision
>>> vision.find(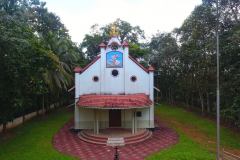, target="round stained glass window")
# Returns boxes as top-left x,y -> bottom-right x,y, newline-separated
112,69 -> 119,77
131,76 -> 137,82
93,76 -> 99,82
